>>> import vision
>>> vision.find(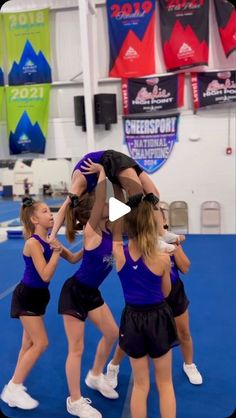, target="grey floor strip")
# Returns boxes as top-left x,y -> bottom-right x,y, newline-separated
0,284 -> 18,300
